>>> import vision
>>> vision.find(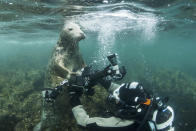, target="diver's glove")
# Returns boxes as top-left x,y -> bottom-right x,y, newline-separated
68,84 -> 84,97
68,85 -> 83,107
98,77 -> 112,90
